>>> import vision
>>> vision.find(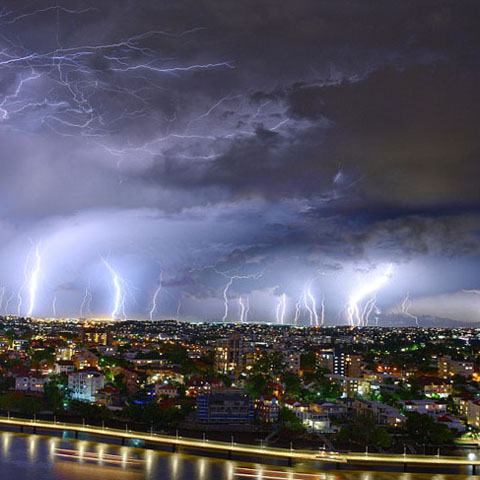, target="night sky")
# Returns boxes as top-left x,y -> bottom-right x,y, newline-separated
1,1 -> 480,324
